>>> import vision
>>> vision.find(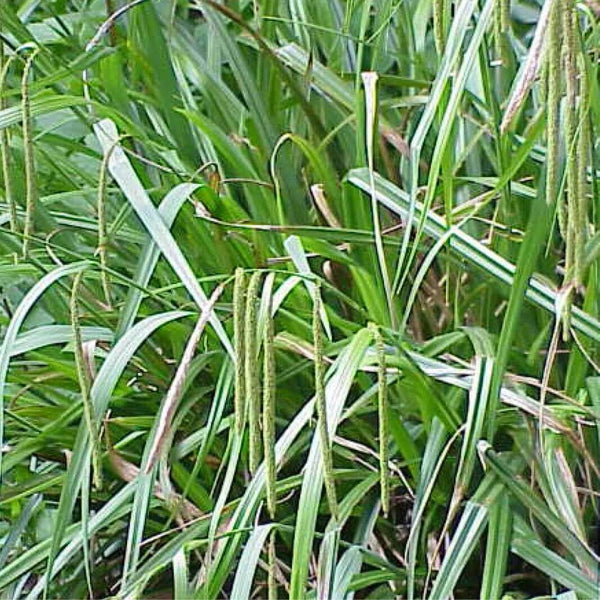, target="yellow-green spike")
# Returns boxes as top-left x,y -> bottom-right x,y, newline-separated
233,268 -> 247,435
313,281 -> 338,520
370,323 -> 390,516
21,49 -> 39,259
245,271 -> 262,473
262,291 -> 276,519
